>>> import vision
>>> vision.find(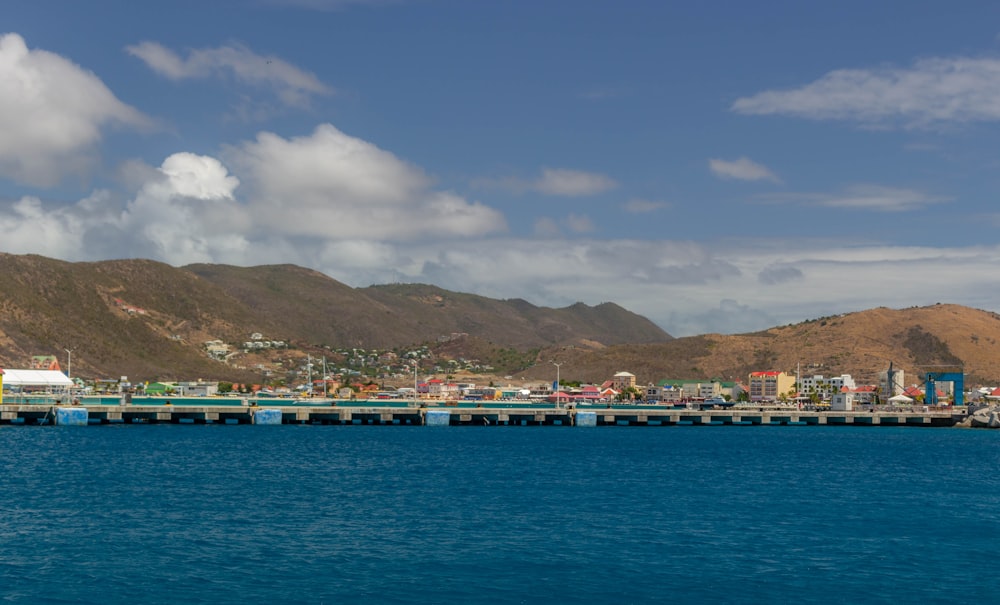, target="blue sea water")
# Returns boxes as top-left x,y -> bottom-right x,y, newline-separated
1,425 -> 998,604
